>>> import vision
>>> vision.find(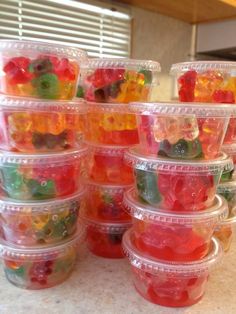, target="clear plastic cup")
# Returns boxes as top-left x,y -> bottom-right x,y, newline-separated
0,95 -> 87,153
81,216 -> 132,258
170,61 -> 236,144
0,146 -> 88,200
0,40 -> 87,100
221,144 -> 236,182
0,228 -> 84,289
85,102 -> 139,145
129,101 -> 235,159
214,207 -> 236,252
80,58 -> 160,103
87,144 -> 134,184
125,146 -> 233,211
123,188 -> 227,261
217,180 -> 236,212
123,229 -> 222,307
0,188 -> 86,245
83,182 -> 132,222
